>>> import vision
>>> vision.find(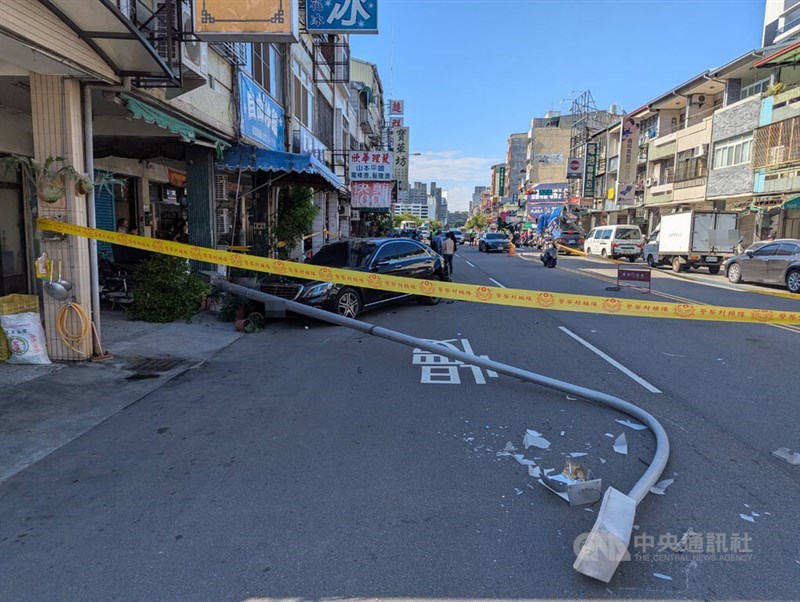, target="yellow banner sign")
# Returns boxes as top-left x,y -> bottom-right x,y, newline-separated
38,219 -> 800,325
195,0 -> 299,42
